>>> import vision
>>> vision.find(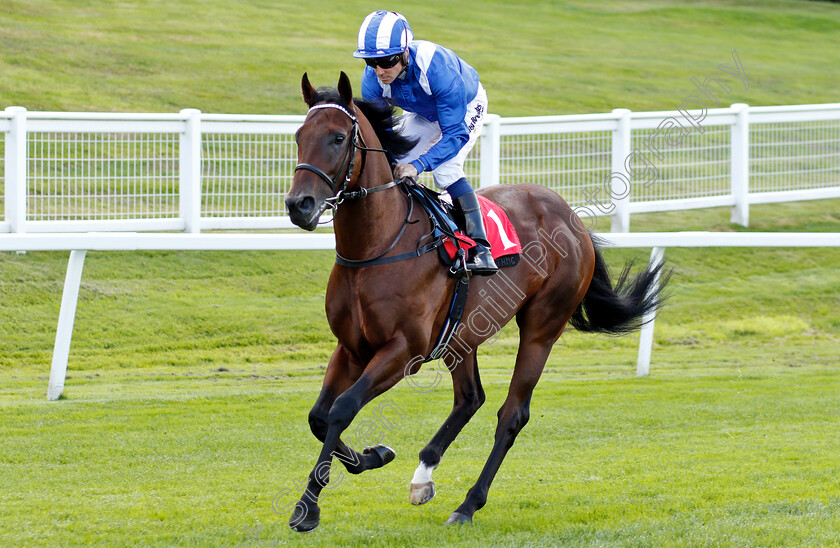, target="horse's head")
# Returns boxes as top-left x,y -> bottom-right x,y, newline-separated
285,72 -> 360,230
